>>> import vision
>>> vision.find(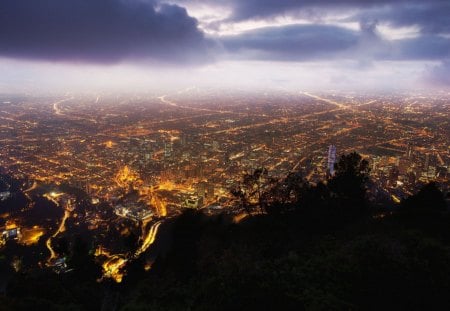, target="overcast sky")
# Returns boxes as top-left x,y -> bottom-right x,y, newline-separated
0,0 -> 449,93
